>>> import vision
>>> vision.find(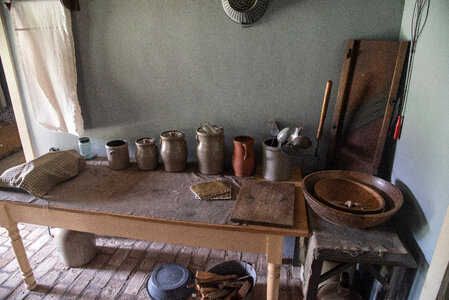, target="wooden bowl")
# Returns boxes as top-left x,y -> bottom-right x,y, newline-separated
314,178 -> 385,214
302,170 -> 403,229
